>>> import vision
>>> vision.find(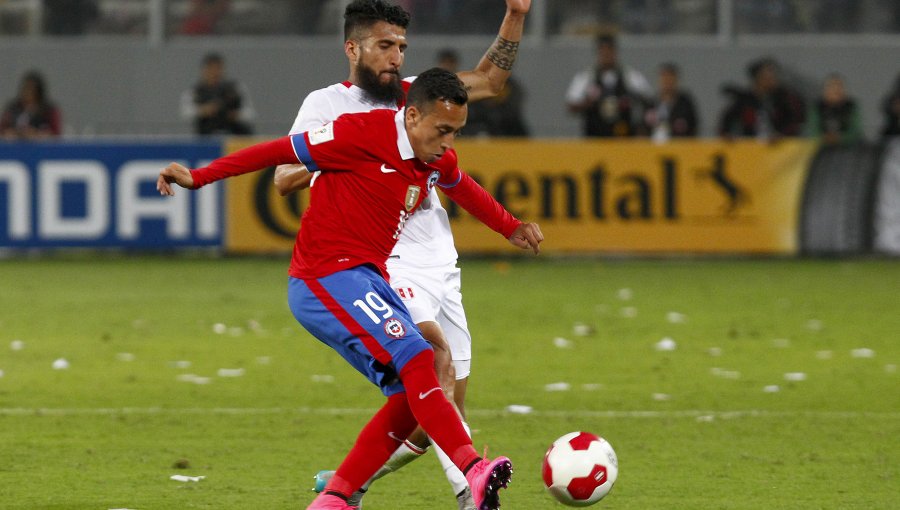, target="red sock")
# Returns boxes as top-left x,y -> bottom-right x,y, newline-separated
400,350 -> 479,471
326,393 -> 418,497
